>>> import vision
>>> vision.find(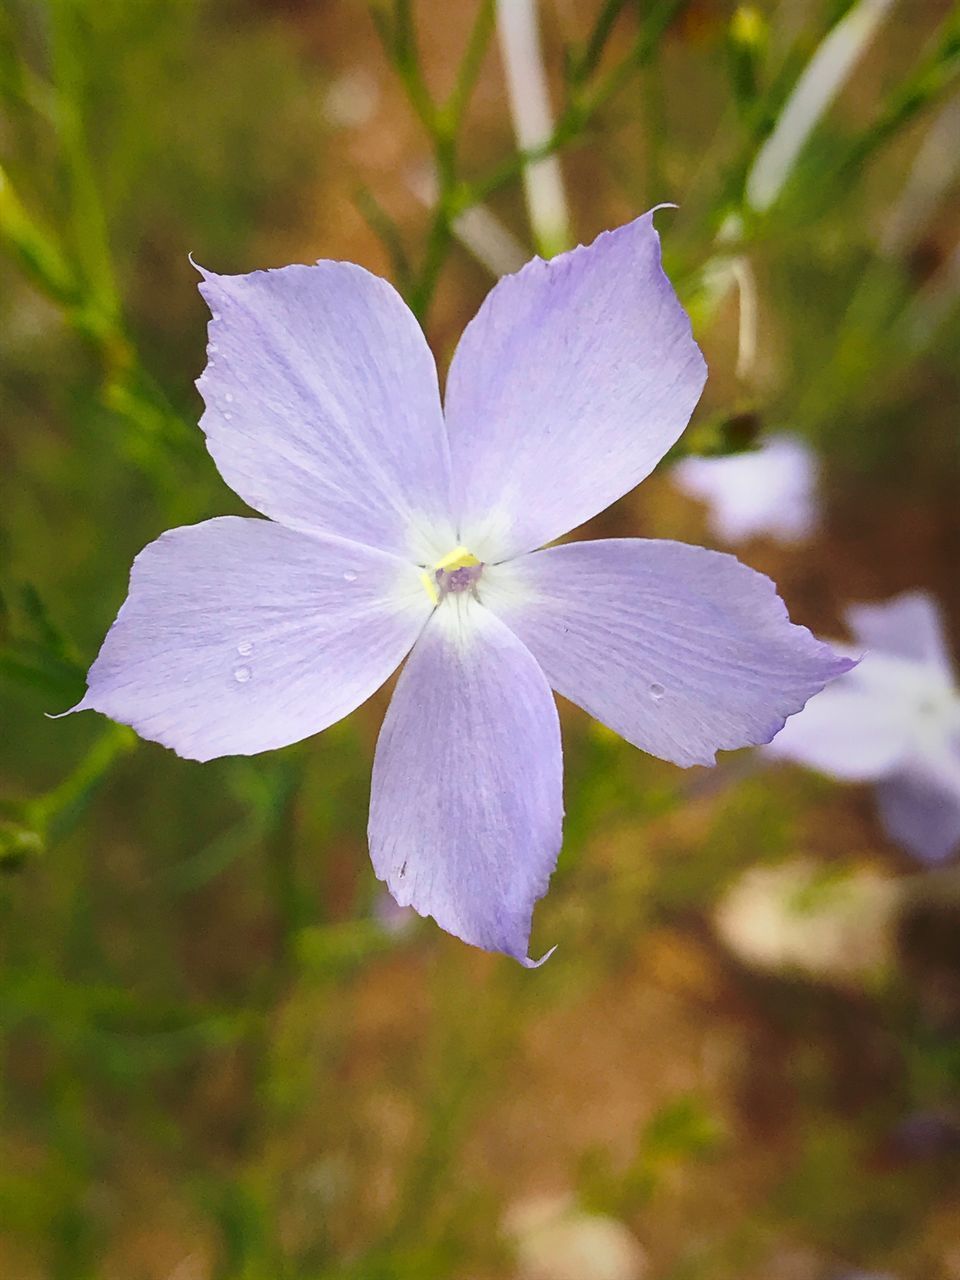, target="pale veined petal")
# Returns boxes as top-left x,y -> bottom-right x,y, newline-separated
482,538 -> 854,768
442,212 -> 707,562
70,517 -> 432,761
368,597 -> 563,963
196,260 -> 455,561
